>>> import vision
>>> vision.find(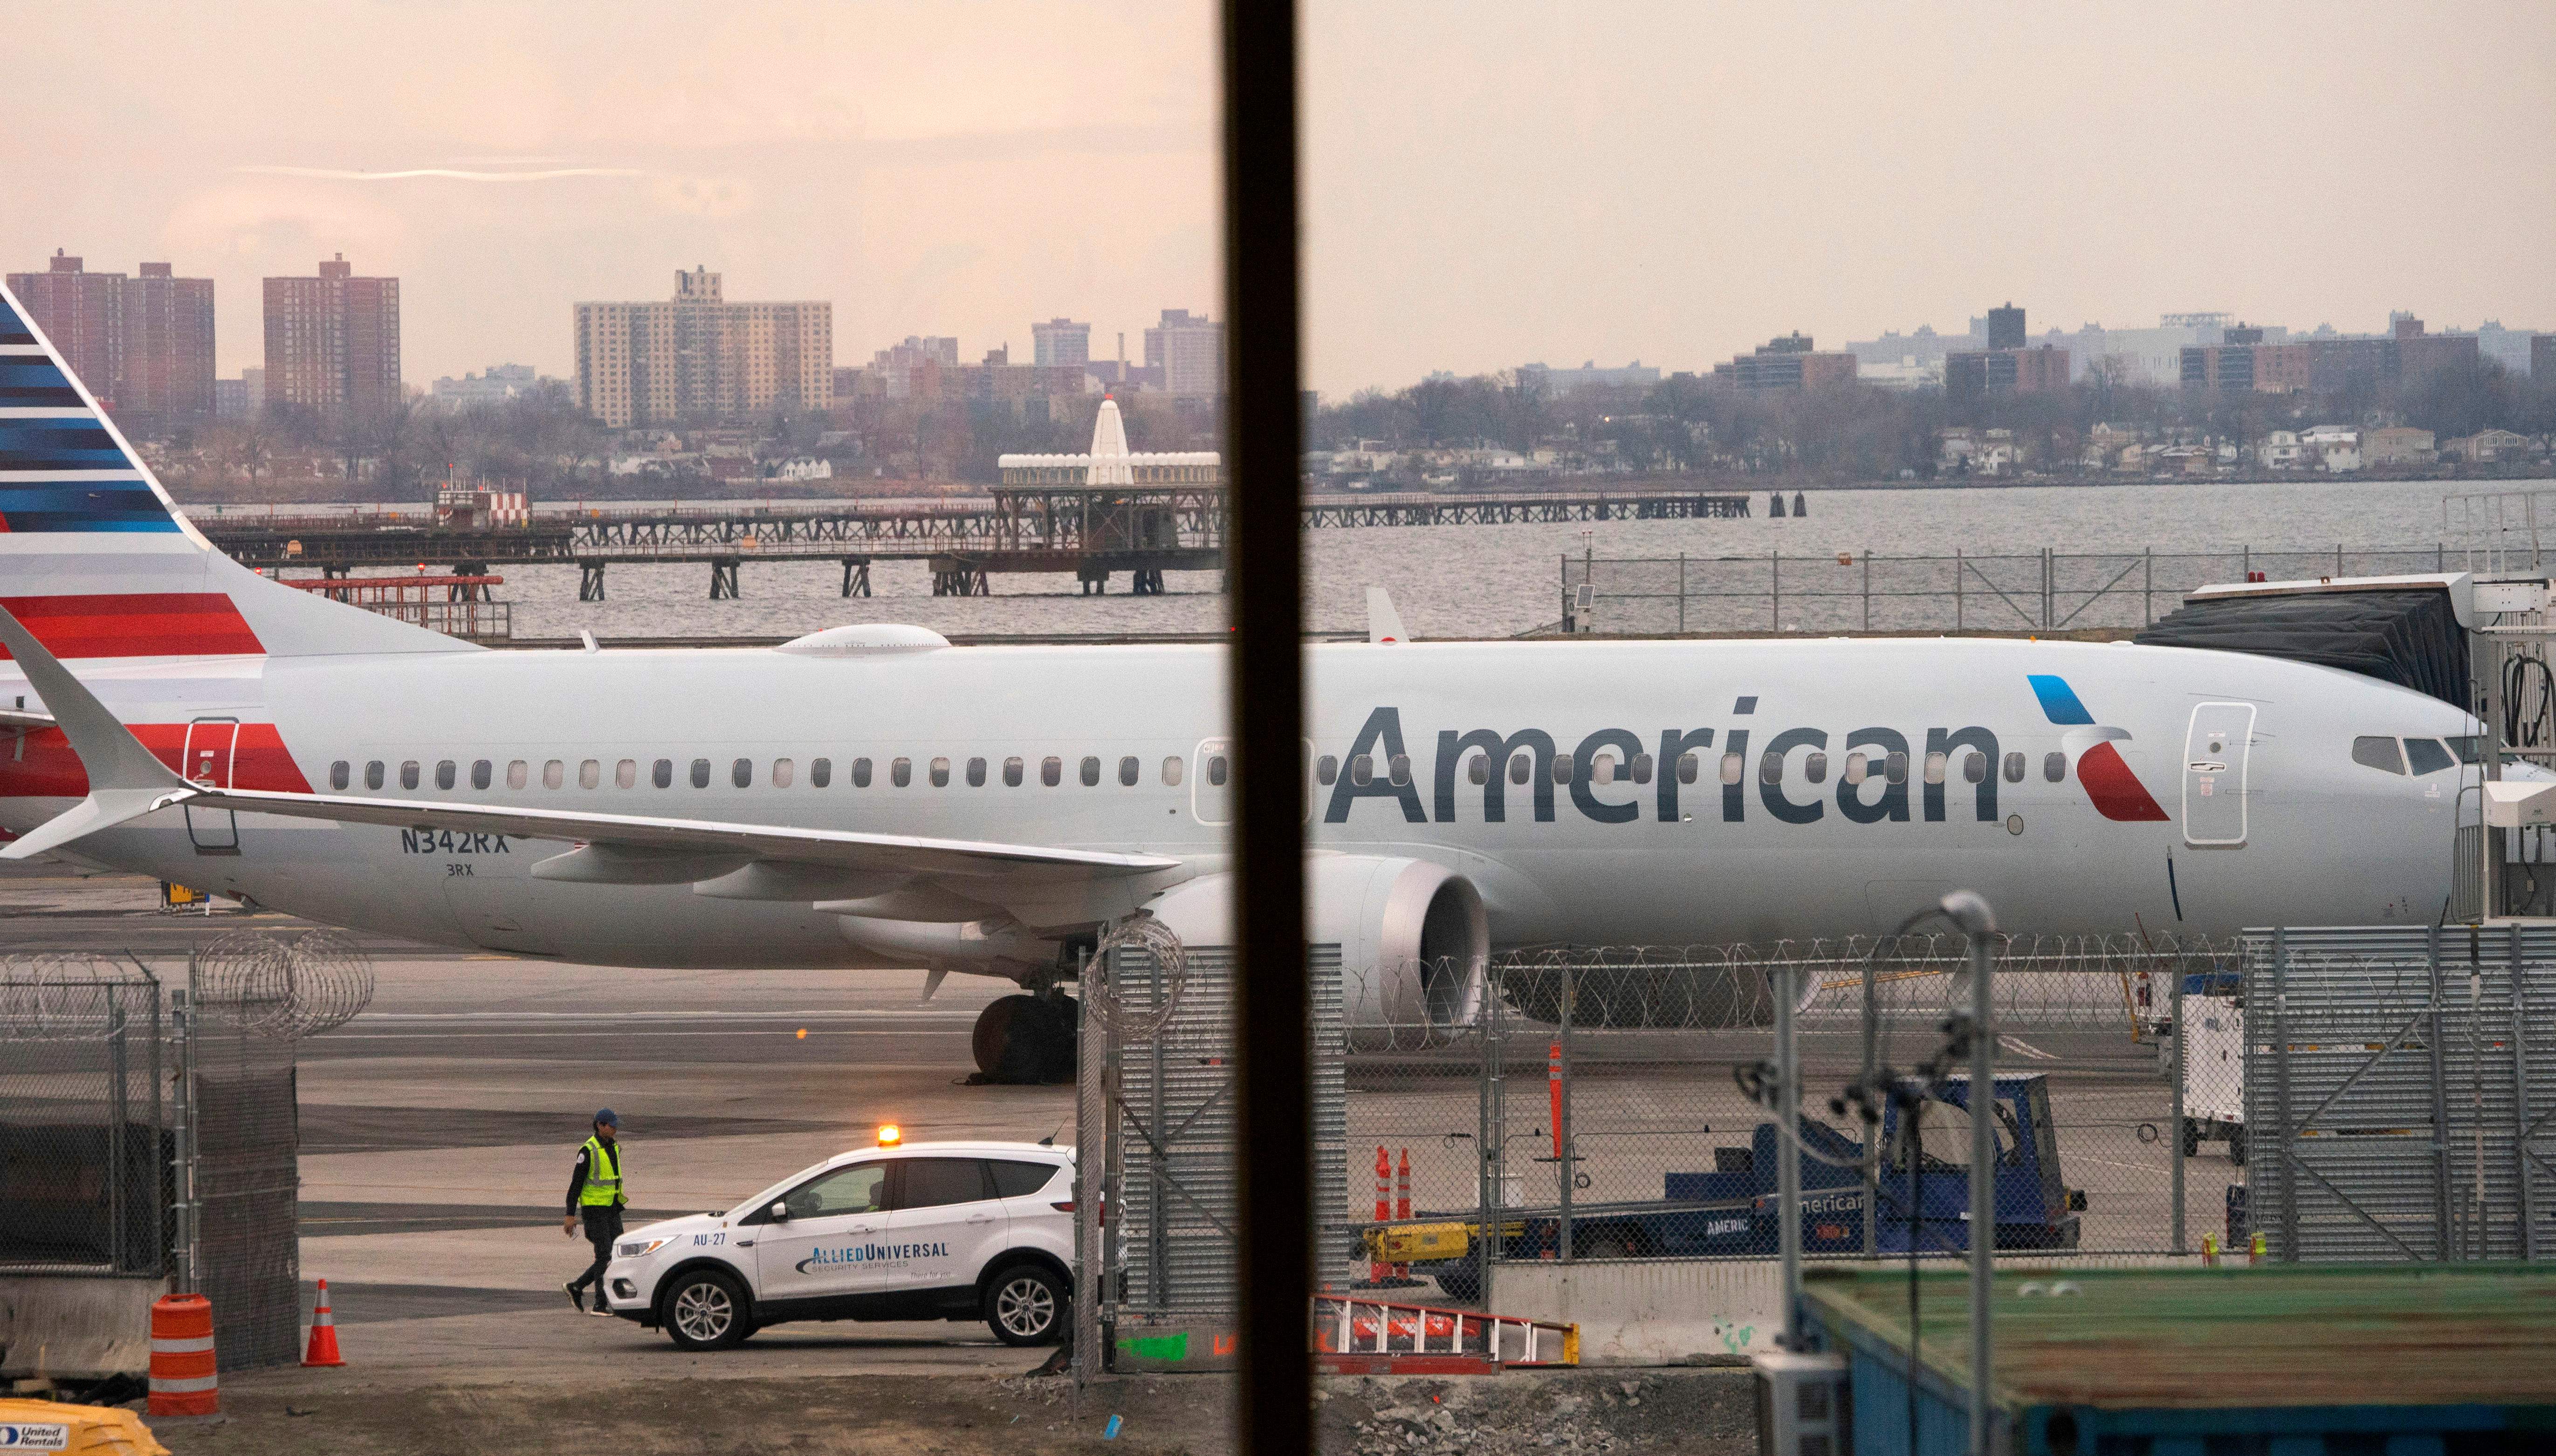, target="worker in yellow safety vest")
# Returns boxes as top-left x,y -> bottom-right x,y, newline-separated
562,1109 -> 626,1316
